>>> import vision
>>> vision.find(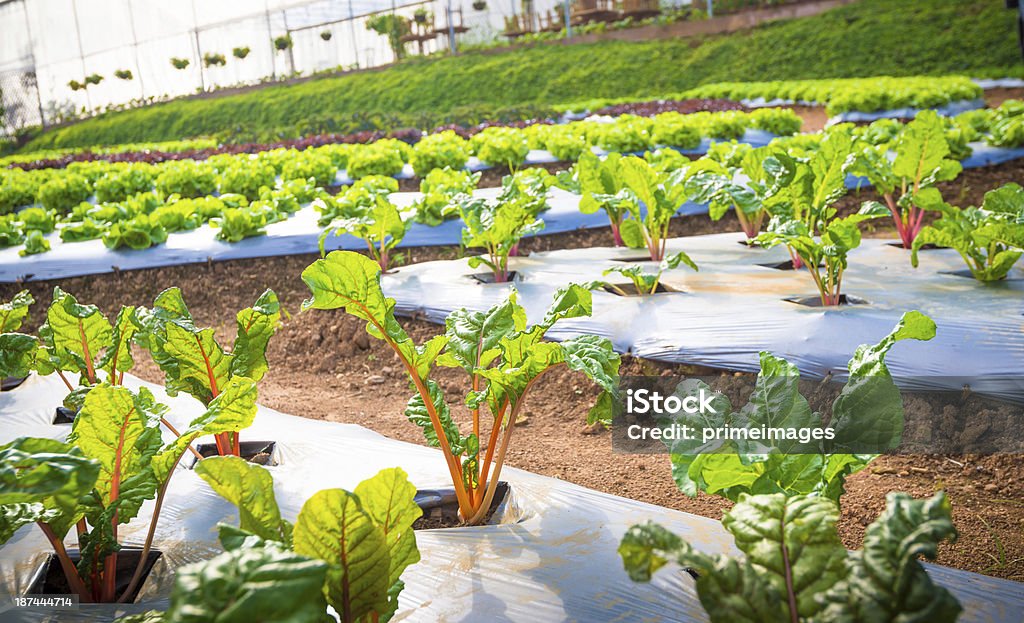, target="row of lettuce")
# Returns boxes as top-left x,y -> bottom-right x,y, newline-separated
2,110 -> 1022,303
0,251 -> 963,621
